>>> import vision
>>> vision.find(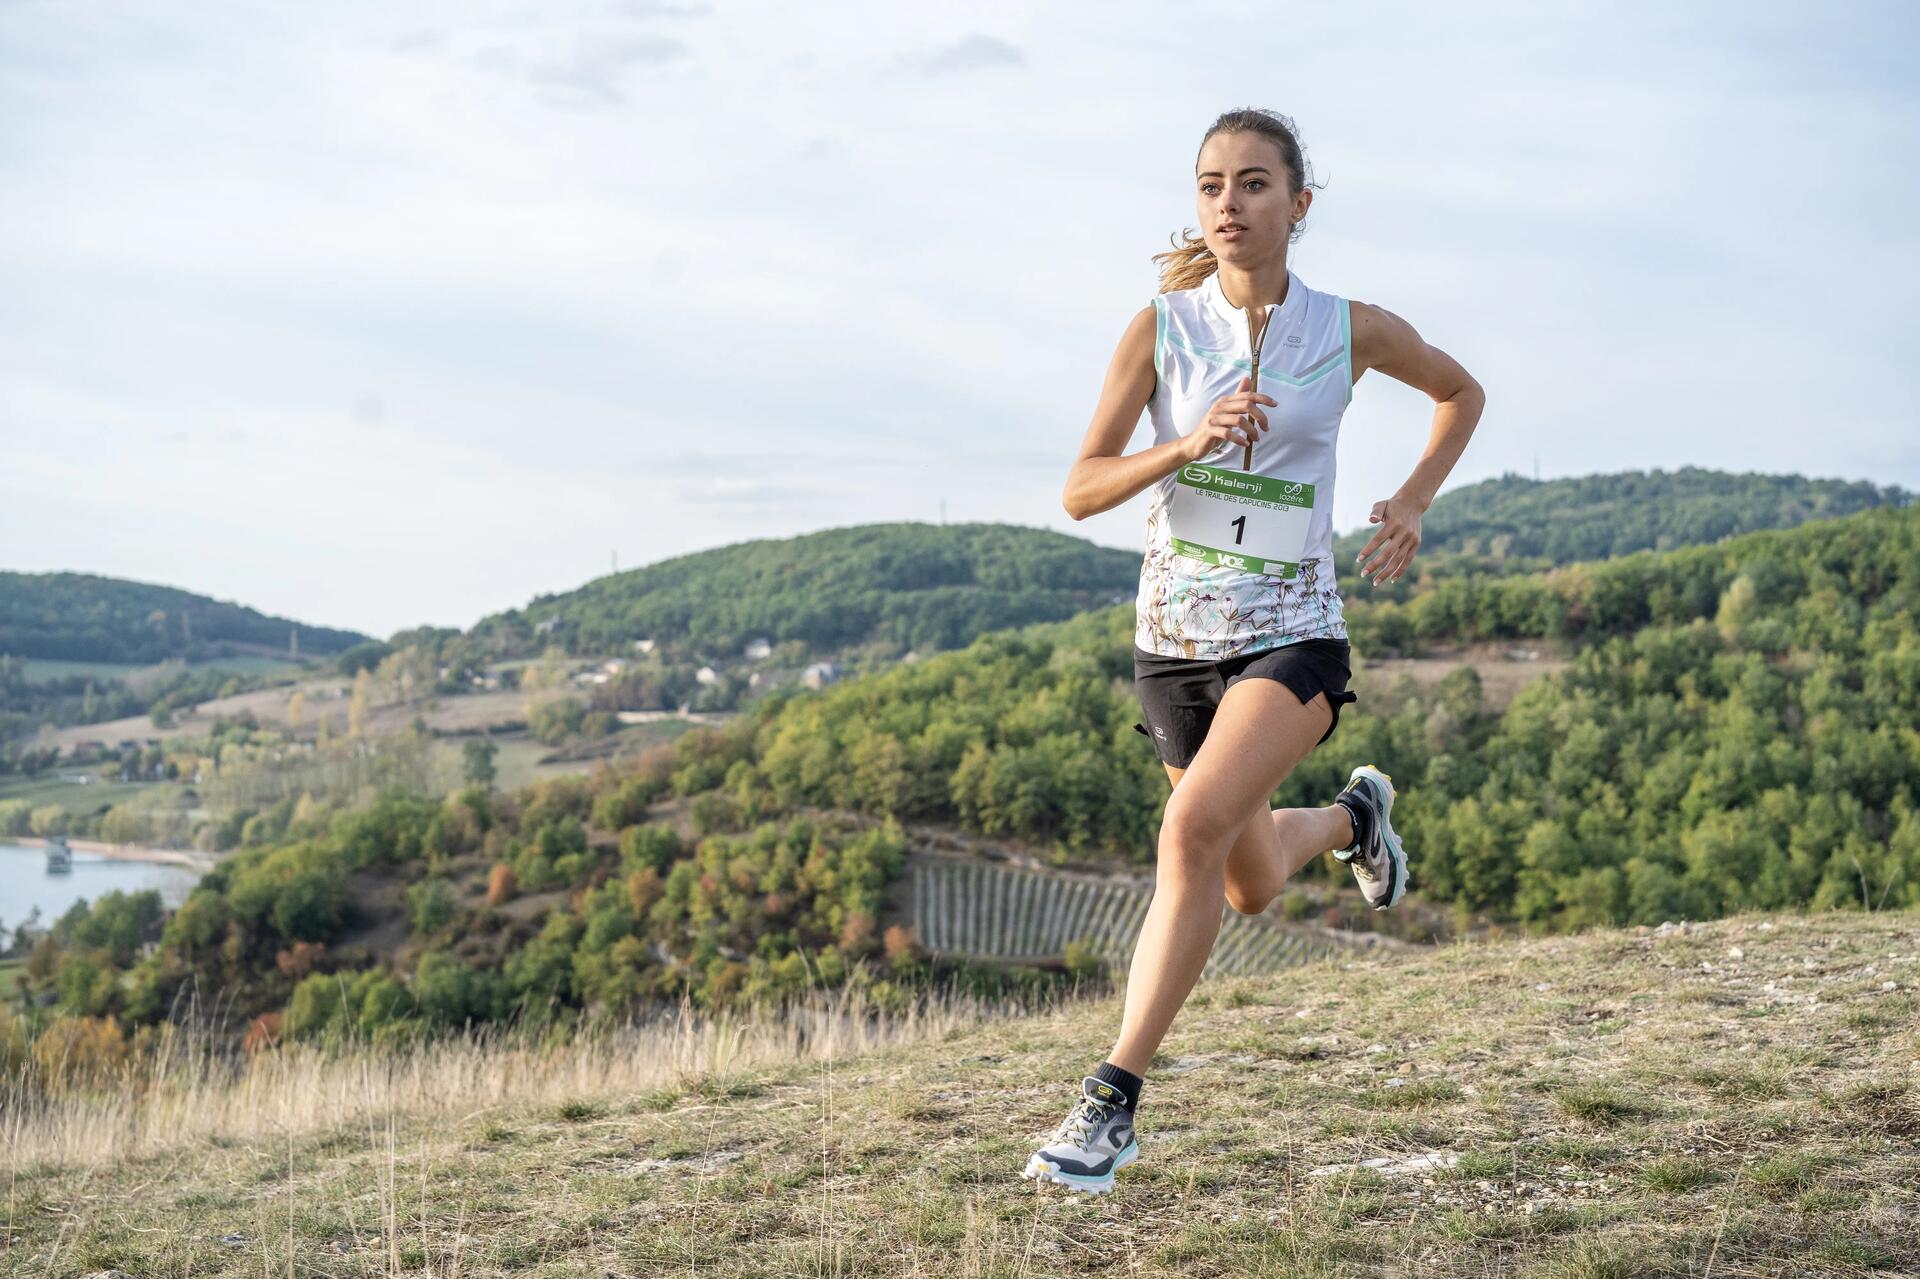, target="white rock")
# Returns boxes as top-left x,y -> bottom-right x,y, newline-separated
1535,981 -> 1553,991
1368,1043 -> 1388,1054
1308,1151 -> 1457,1177
1883,981 -> 1899,991
1728,947 -> 1744,959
